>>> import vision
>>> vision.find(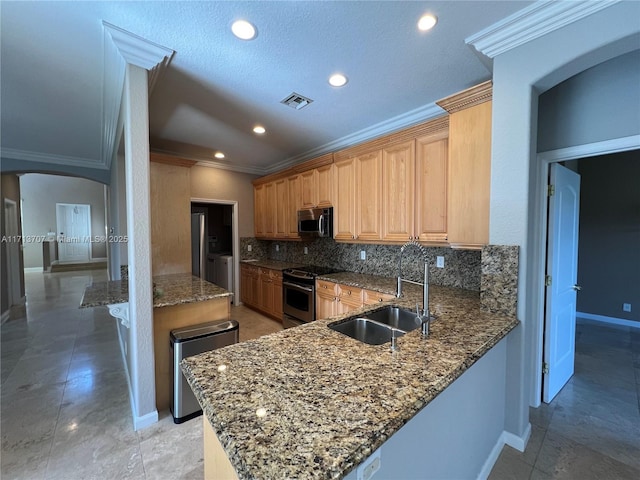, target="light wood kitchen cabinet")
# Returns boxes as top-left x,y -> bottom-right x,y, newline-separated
299,156 -> 333,209
241,264 -> 283,321
316,280 -> 338,320
382,141 -> 415,242
275,177 -> 288,238
286,174 -> 301,238
333,151 -> 383,242
240,263 -> 259,306
333,158 -> 357,241
336,284 -> 363,314
356,151 -> 383,242
316,280 -> 392,319
363,288 -> 395,305
415,131 -> 449,243
254,184 -> 265,237
263,182 -> 277,238
437,81 -> 492,249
